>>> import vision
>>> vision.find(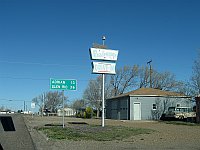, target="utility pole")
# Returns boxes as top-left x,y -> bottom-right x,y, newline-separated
42,93 -> 45,117
24,101 -> 25,112
147,60 -> 152,88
